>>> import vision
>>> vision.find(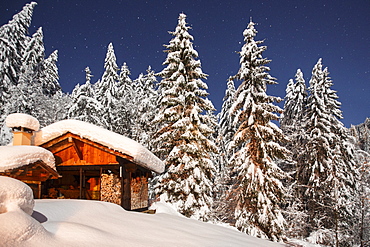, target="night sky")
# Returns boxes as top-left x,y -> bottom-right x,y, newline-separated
1,0 -> 369,127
